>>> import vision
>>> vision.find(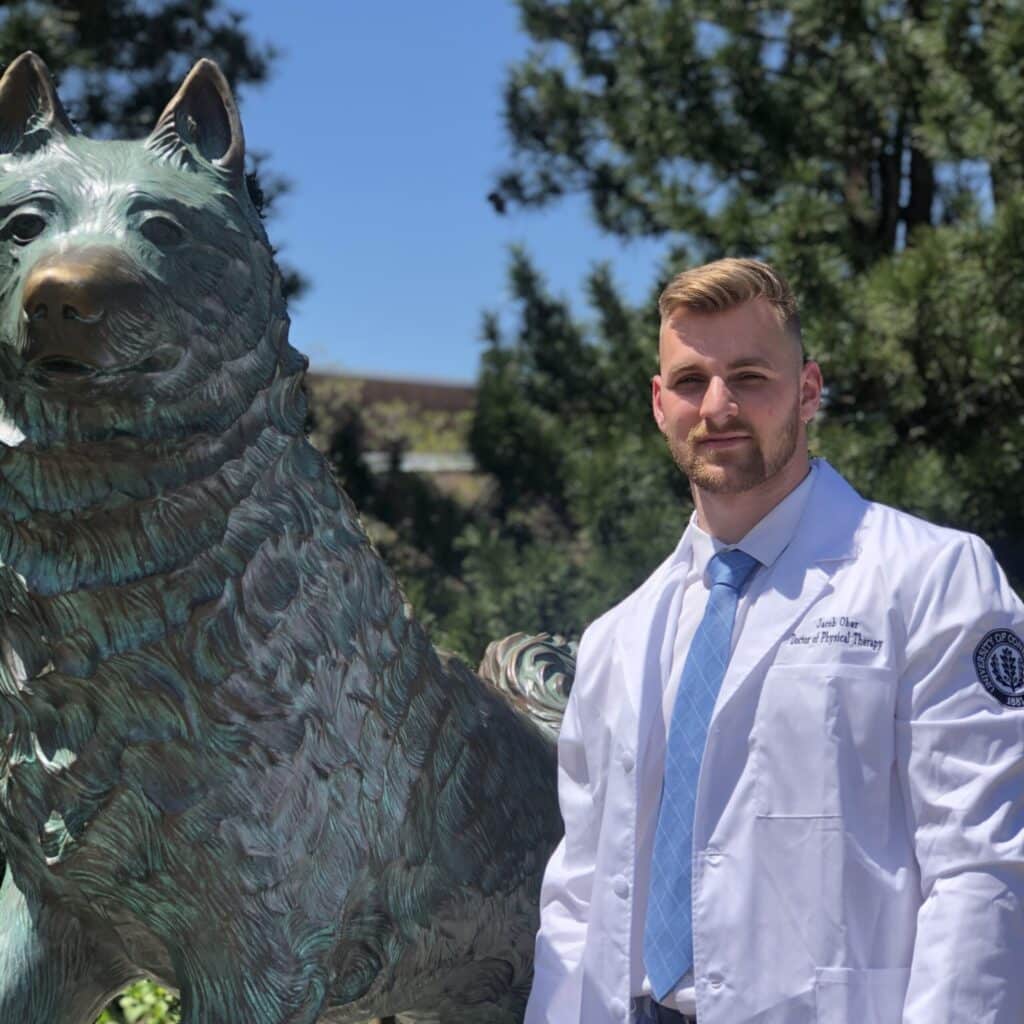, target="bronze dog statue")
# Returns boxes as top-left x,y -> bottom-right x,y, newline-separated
0,52 -> 564,1024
